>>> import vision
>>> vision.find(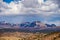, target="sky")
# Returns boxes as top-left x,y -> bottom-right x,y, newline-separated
3,0 -> 14,3
0,0 -> 60,26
